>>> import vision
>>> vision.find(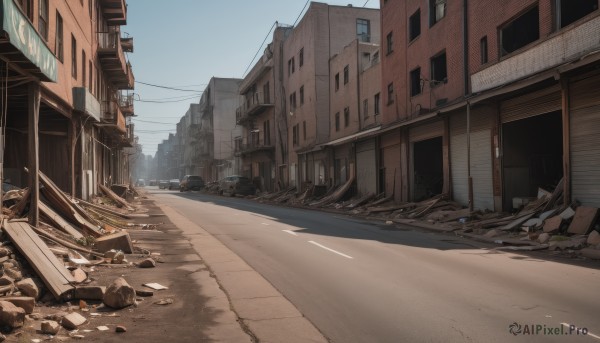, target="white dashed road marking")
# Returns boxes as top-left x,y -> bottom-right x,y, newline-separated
309,241 -> 353,259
